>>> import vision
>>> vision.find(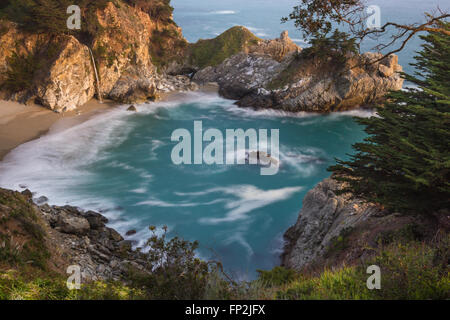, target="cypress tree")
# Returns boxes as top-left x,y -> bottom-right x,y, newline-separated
329,21 -> 450,215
